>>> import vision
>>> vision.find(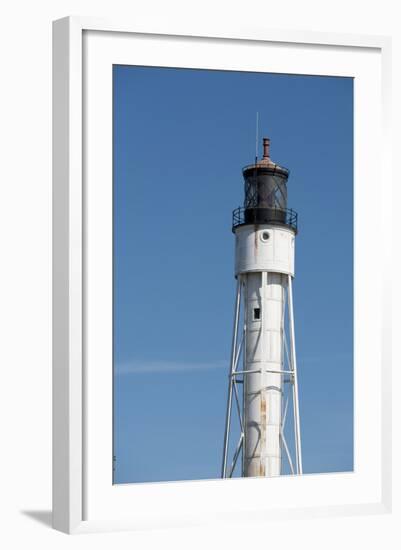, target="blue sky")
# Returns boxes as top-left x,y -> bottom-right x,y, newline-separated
113,66 -> 353,483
